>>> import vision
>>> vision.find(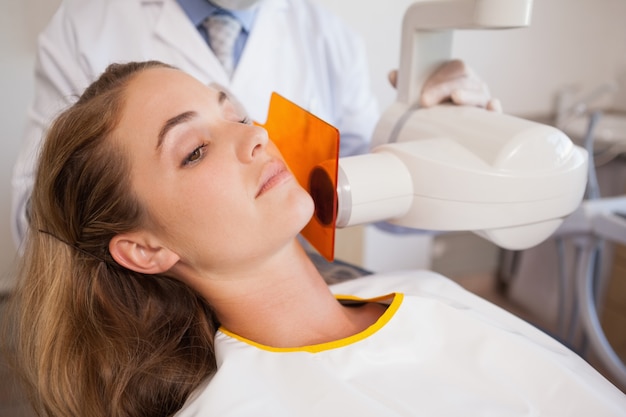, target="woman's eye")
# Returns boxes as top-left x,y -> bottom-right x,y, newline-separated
239,116 -> 251,125
183,144 -> 207,167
